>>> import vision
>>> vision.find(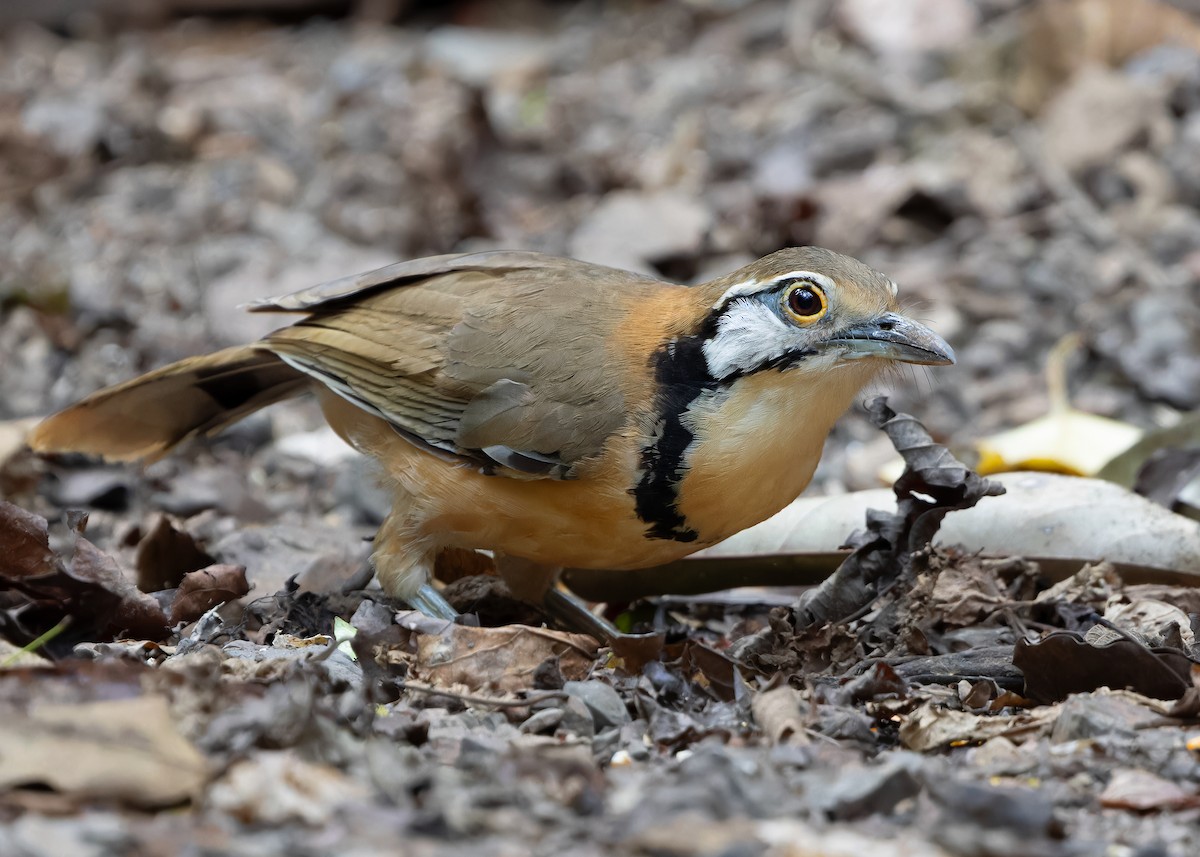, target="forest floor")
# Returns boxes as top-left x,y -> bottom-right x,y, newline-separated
2,1 -> 1200,854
